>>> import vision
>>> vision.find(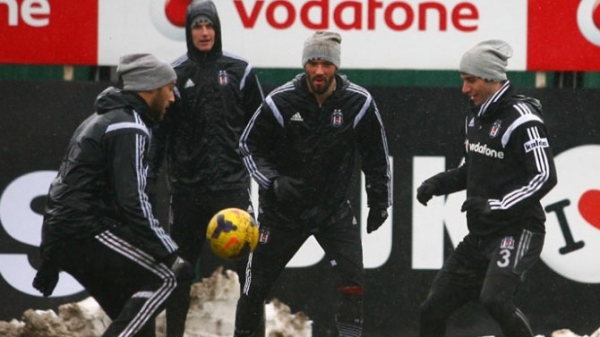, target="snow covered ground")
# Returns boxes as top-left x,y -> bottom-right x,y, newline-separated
0,267 -> 596,337
0,267 -> 311,337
